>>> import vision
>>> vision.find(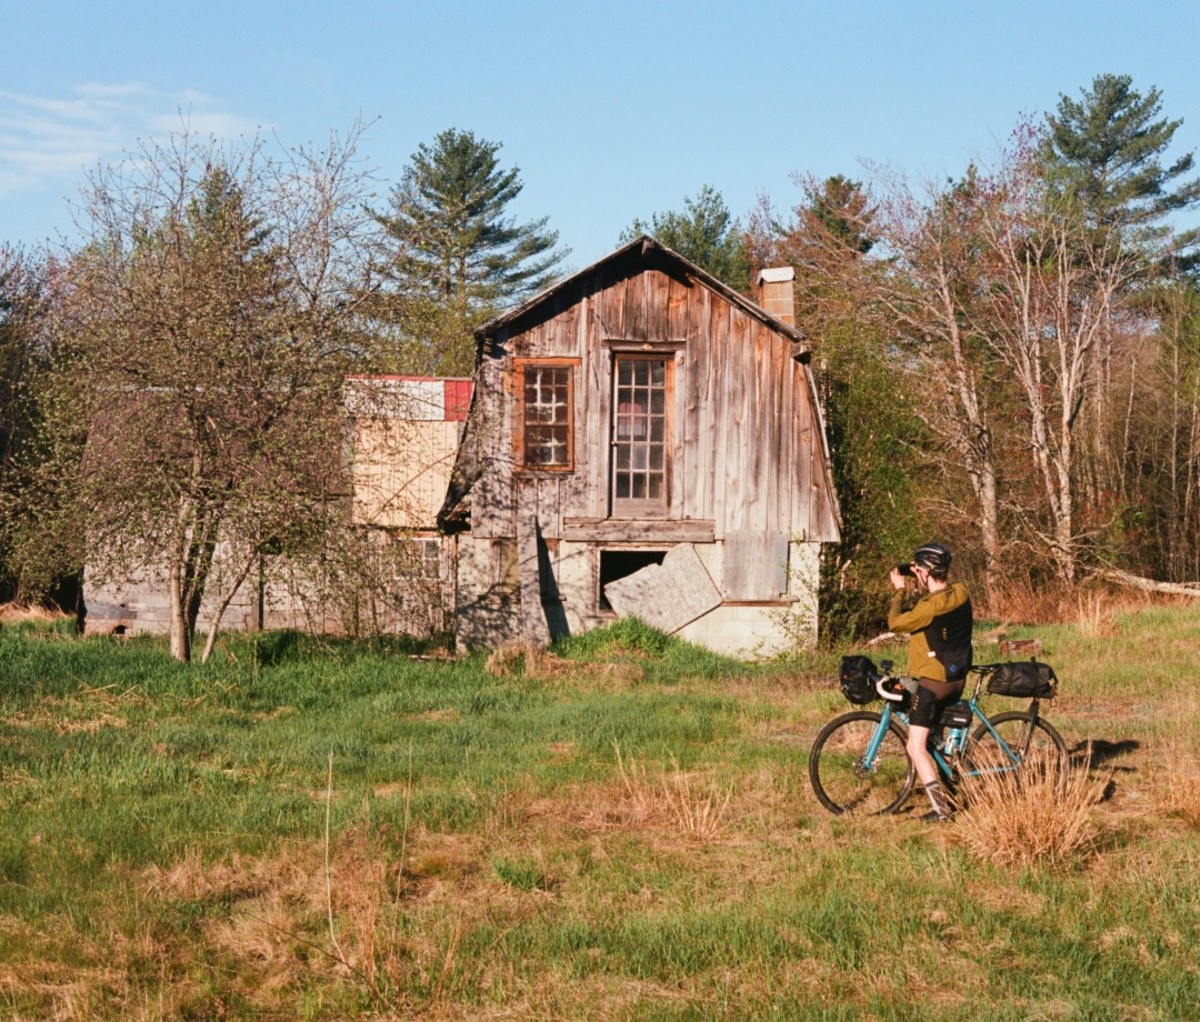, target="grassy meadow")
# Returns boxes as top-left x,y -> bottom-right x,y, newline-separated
0,601 -> 1197,1020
